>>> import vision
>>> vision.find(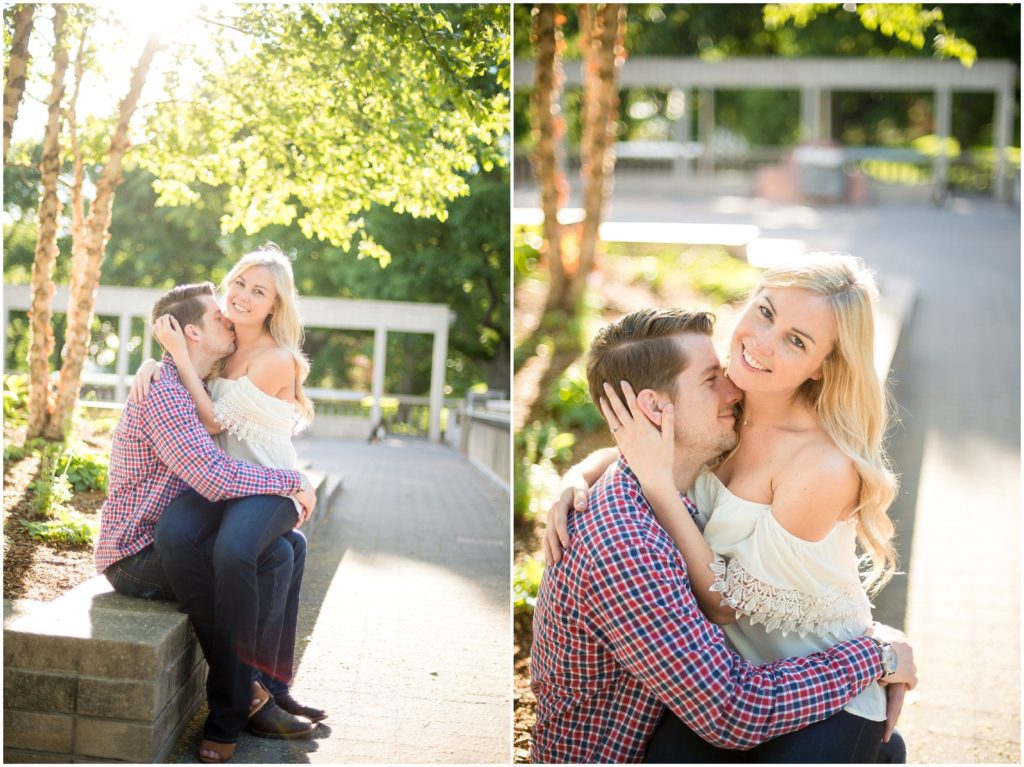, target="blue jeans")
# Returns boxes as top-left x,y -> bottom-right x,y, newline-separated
645,707 -> 903,763
104,543 -> 177,601
152,491 -> 304,743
